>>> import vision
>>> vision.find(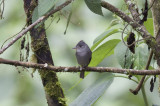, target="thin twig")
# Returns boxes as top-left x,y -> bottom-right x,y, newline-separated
130,50 -> 153,95
0,0 -> 73,54
121,23 -> 154,48
130,23 -> 159,95
1,24 -> 27,49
